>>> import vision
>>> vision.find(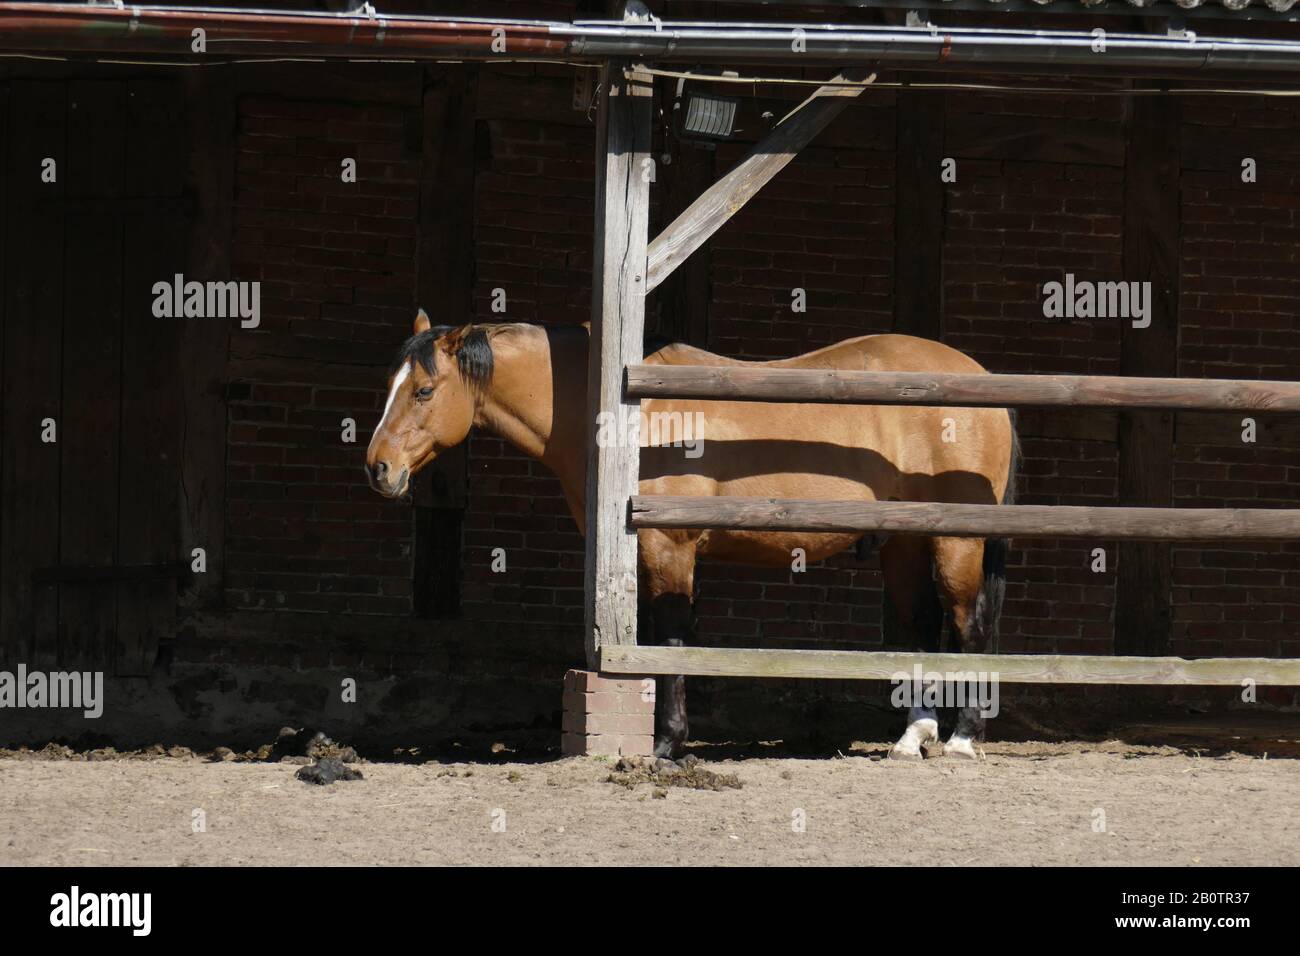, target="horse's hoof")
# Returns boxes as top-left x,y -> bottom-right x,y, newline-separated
653,739 -> 680,760
888,744 -> 923,761
888,717 -> 938,761
943,736 -> 980,760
